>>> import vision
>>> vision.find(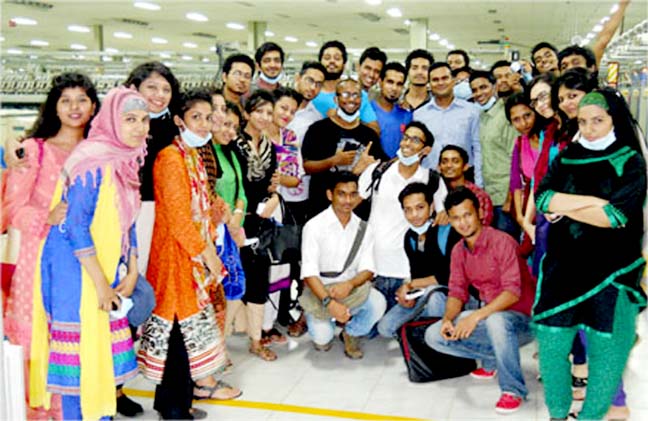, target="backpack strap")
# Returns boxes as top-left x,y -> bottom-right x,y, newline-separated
320,220 -> 368,278
365,158 -> 396,198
